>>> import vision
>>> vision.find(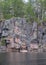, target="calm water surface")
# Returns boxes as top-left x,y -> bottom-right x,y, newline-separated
0,52 -> 46,65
